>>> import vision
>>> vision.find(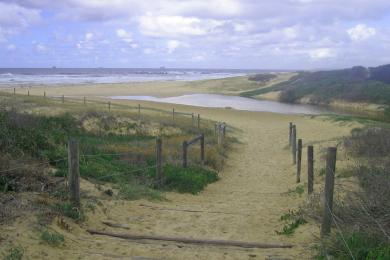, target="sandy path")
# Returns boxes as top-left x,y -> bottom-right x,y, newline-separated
1,100 -> 355,260
68,103 -> 352,260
